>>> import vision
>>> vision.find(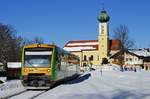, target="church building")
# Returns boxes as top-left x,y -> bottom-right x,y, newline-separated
64,10 -> 120,66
